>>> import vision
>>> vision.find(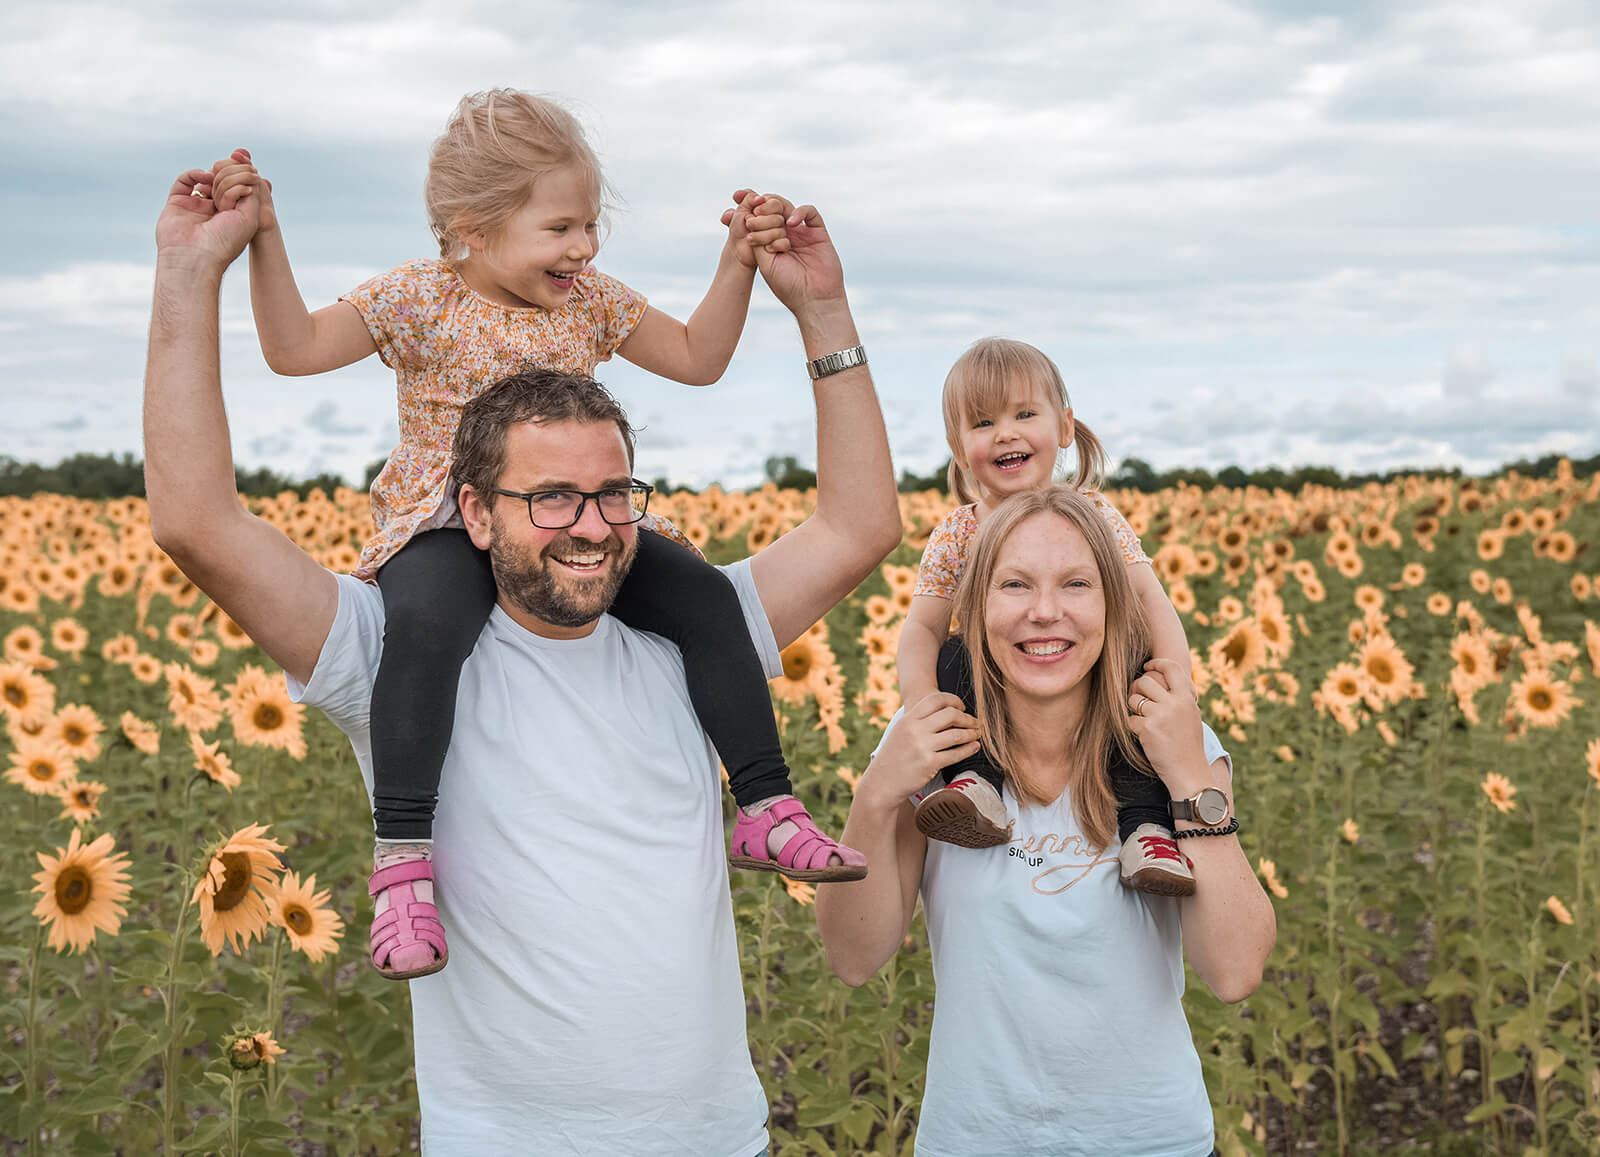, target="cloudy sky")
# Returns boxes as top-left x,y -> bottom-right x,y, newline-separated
2,0 -> 1596,489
